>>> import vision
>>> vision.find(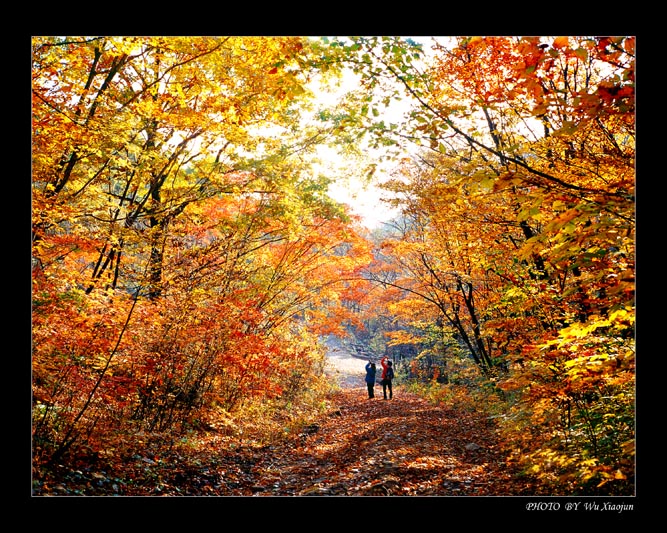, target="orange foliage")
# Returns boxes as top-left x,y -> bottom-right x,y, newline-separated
31,36 -> 372,466
32,35 -> 634,496
360,36 -> 635,494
